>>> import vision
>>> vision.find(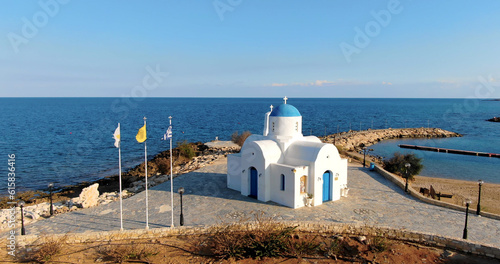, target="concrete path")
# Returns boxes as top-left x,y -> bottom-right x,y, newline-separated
5,159 -> 500,248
